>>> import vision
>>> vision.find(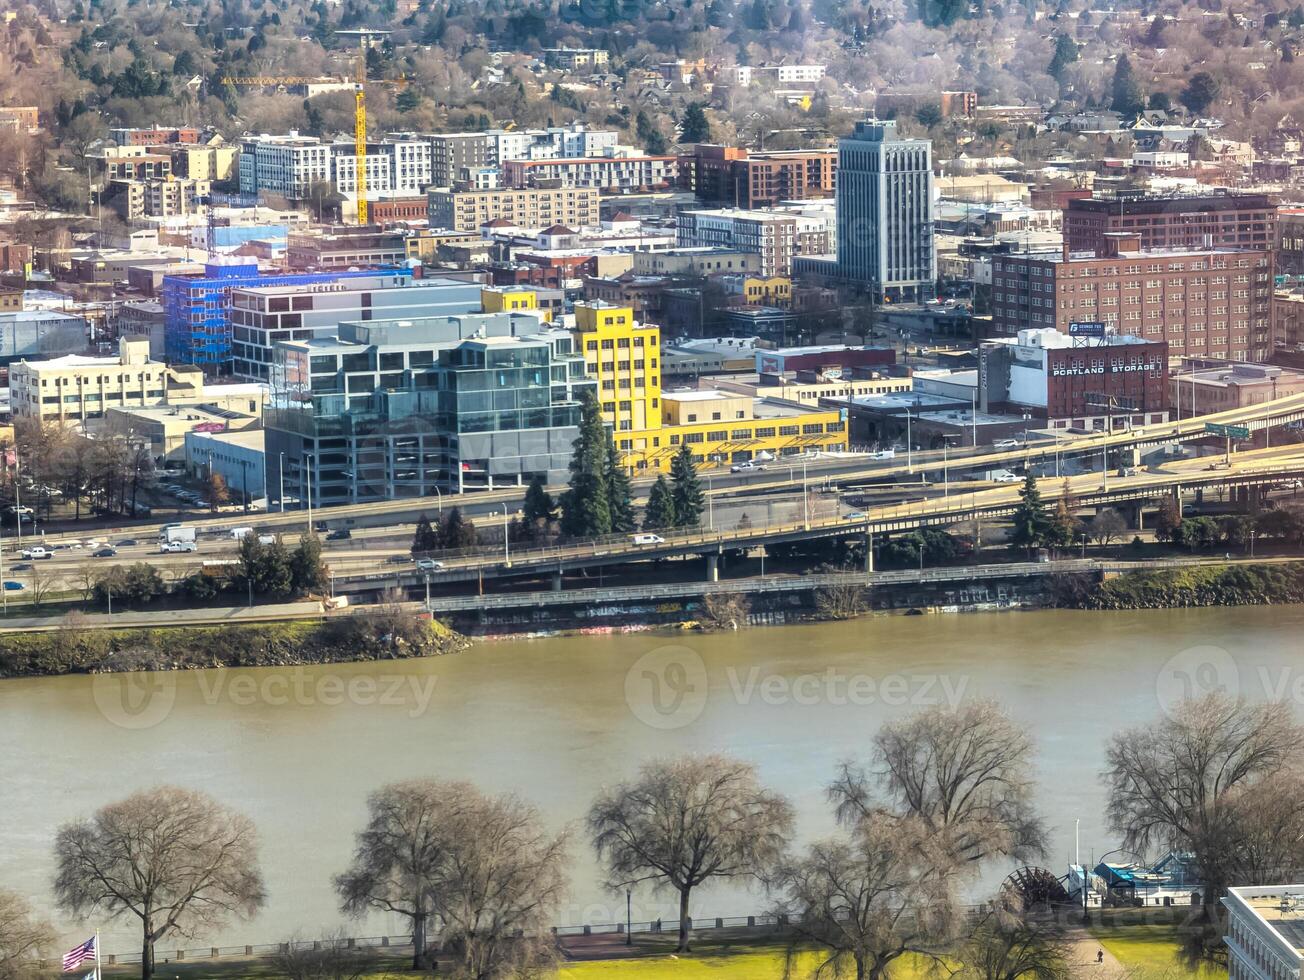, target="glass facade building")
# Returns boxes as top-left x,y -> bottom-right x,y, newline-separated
265,313 -> 595,504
